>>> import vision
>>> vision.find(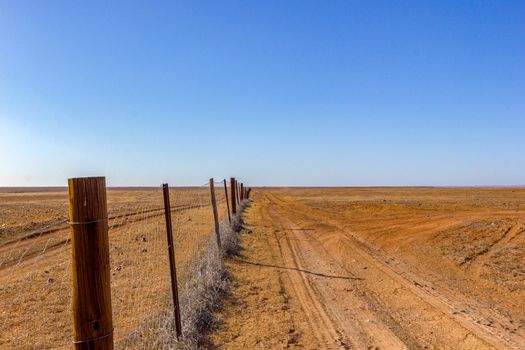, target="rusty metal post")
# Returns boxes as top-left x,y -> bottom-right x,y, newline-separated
223,179 -> 231,223
209,178 -> 222,249
162,184 -> 183,340
230,177 -> 237,215
68,177 -> 114,350
236,181 -> 240,205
